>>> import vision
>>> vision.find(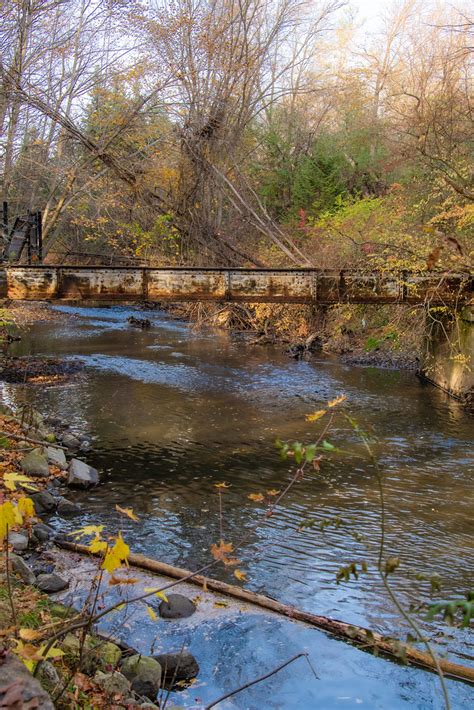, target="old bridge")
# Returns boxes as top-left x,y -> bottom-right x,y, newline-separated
0,265 -> 472,405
